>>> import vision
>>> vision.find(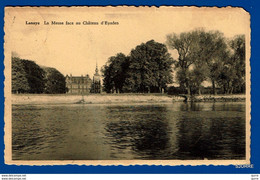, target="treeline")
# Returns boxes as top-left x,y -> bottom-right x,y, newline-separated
12,57 -> 66,94
102,40 -> 174,93
166,29 -> 245,95
102,29 -> 246,95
